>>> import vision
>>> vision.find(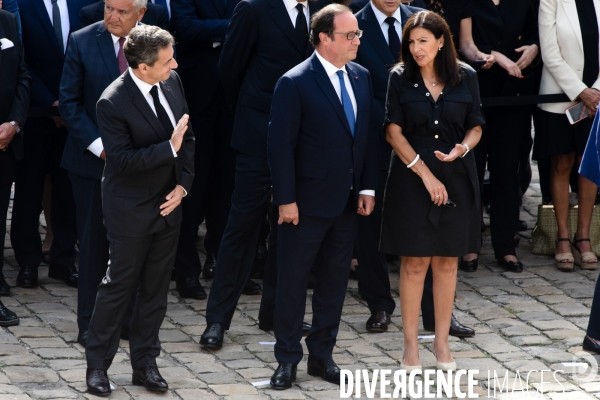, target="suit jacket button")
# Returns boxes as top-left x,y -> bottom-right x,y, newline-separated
434,135 -> 439,139
349,168 -> 353,173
